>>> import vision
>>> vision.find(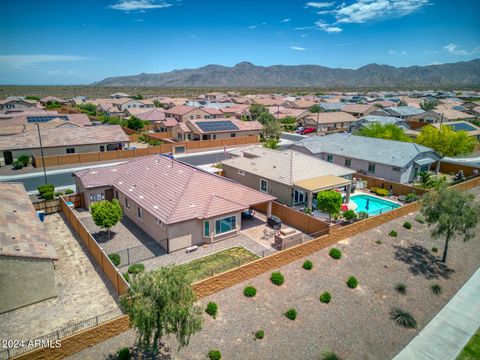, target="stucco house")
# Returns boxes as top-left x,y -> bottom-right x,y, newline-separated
349,115 -> 411,132
164,105 -> 222,122
299,112 -> 357,132
384,106 -> 425,120
172,118 -> 262,141
0,97 -> 38,111
74,156 -> 275,253
292,133 -> 442,183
